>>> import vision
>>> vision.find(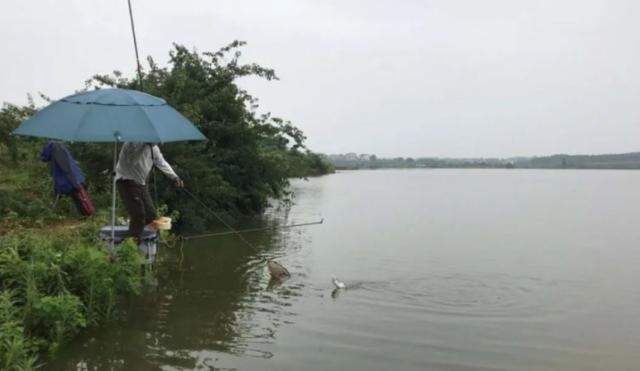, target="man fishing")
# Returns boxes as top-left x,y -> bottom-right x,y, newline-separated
115,143 -> 184,242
